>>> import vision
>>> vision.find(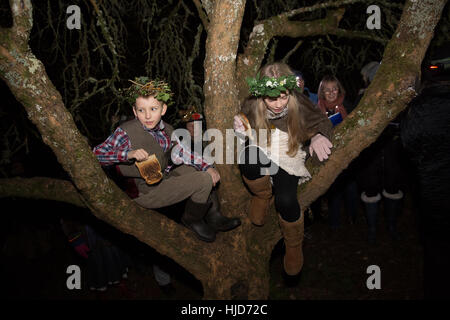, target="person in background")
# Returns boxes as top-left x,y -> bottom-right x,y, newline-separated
401,47 -> 450,298
356,62 -> 405,244
316,75 -> 358,230
294,71 -> 318,105
177,106 -> 241,233
61,215 -> 131,292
